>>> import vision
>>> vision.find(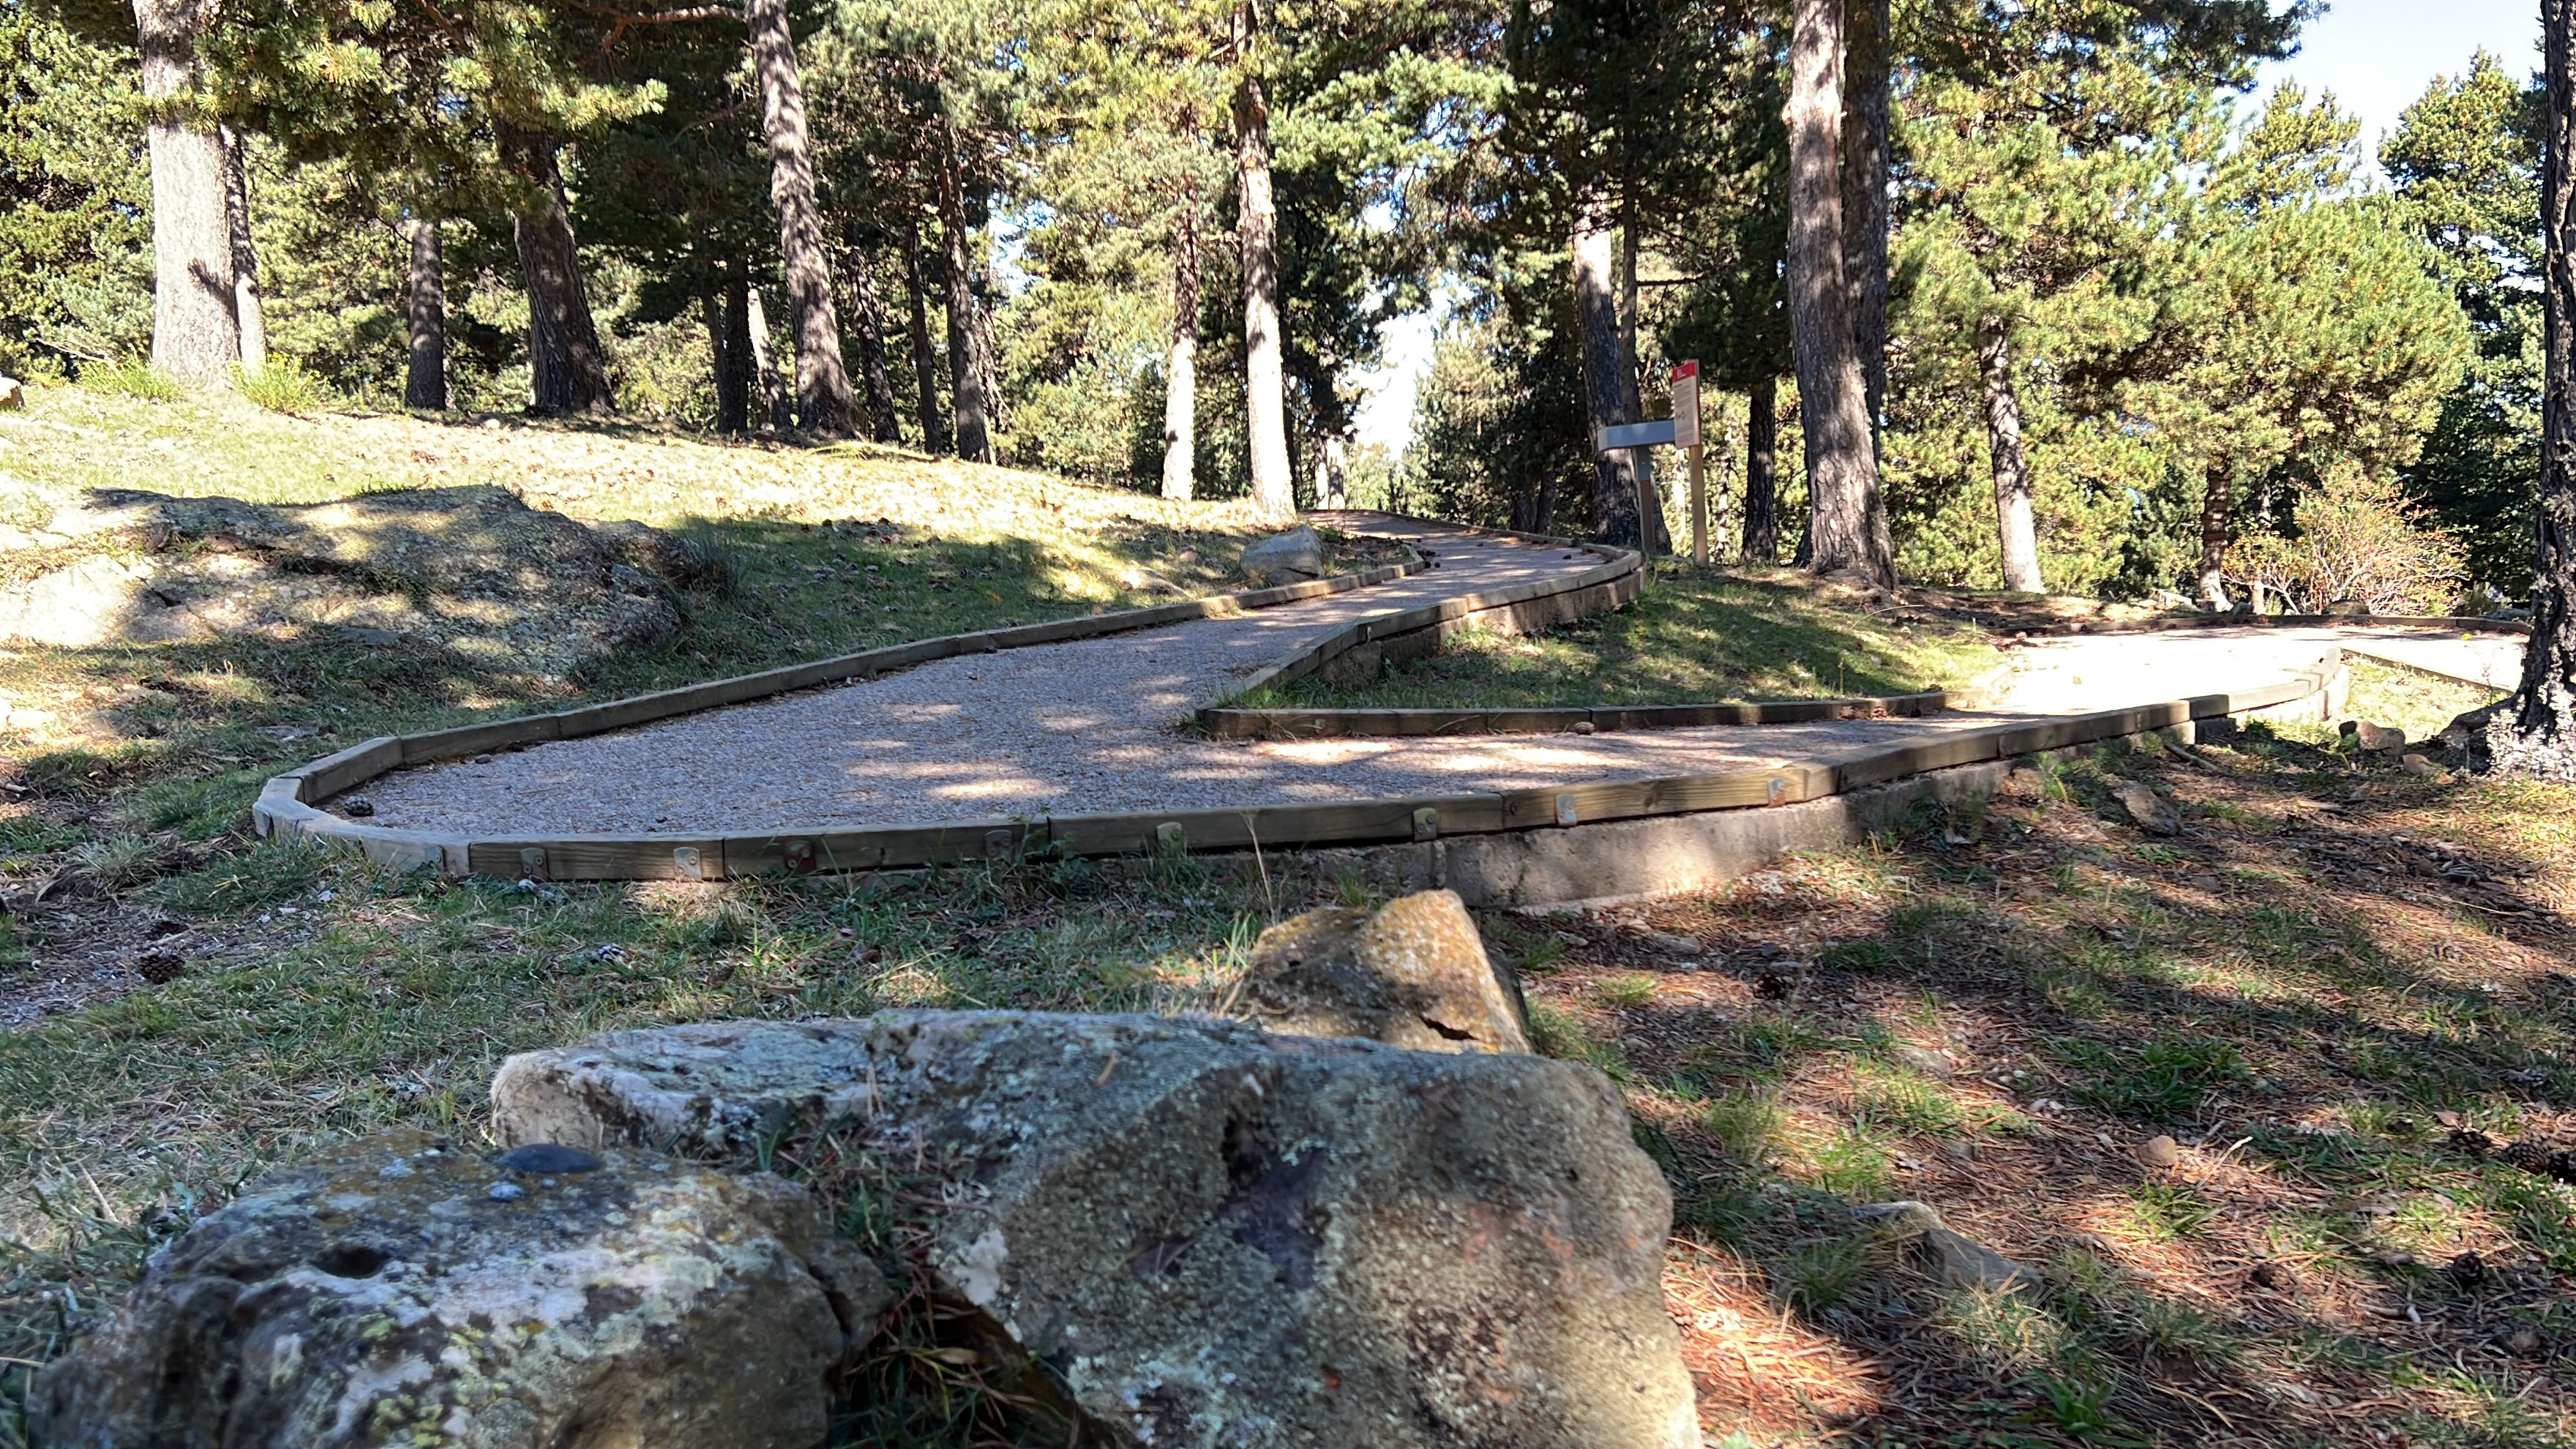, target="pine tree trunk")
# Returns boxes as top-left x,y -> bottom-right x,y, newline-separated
503,129 -> 610,415
976,218 -> 1006,438
405,216 -> 447,411
1162,206 -> 1202,501
1841,0 -> 1890,428
714,273 -> 752,435
1234,2 -> 1295,523
2198,462 -> 2234,608
1786,0 -> 1894,587
1978,317 -> 2044,593
747,0 -> 856,435
220,124 -> 266,376
2497,0 -> 2576,776
844,250 -> 902,443
1744,376 -> 1779,561
936,132 -> 995,463
1572,211 -> 1644,544
134,0 -> 237,382
745,285 -> 788,432
1615,195 -> 1670,551
902,212 -> 946,451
